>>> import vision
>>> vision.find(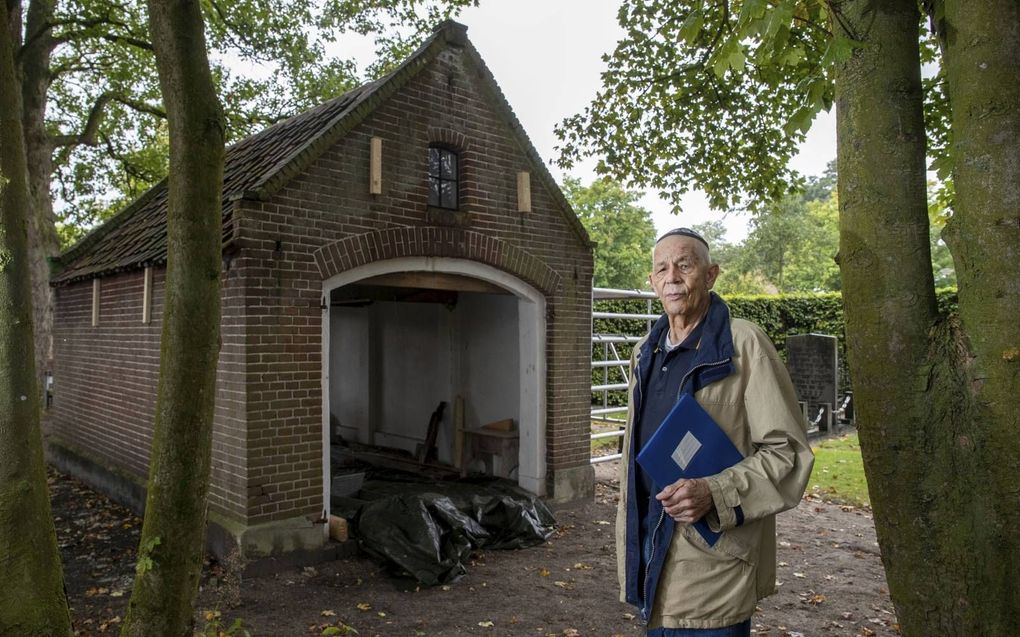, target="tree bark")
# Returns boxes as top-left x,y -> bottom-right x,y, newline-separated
837,0 -> 1019,633
119,0 -> 225,634
20,0 -> 60,383
0,0 -> 73,632
939,0 -> 1020,628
